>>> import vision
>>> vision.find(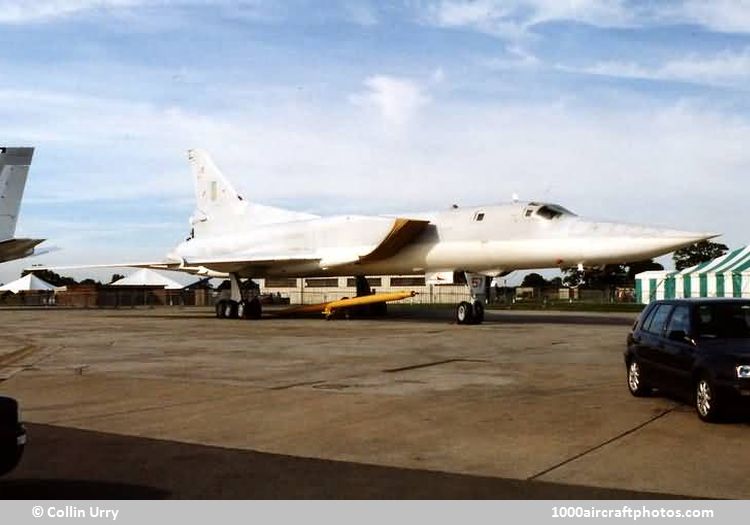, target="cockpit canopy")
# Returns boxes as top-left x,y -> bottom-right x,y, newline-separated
523,202 -> 577,220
